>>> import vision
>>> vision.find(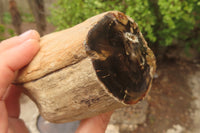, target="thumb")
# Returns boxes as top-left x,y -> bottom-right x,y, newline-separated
76,112 -> 112,133
0,31 -> 40,99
